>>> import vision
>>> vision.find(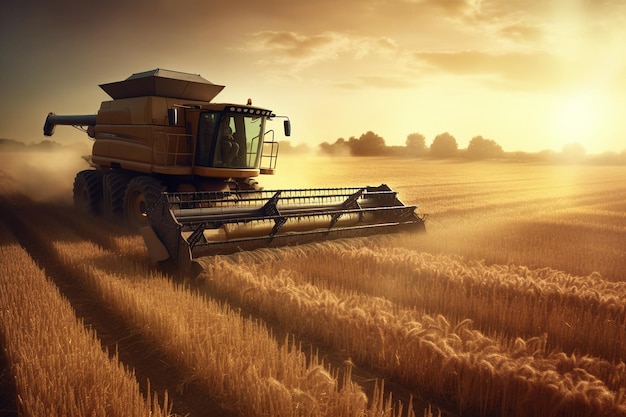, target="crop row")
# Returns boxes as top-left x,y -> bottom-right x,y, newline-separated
196,242 -> 626,417
0,221 -> 171,417
0,192 -> 424,417
252,238 -> 626,361
393,161 -> 626,281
